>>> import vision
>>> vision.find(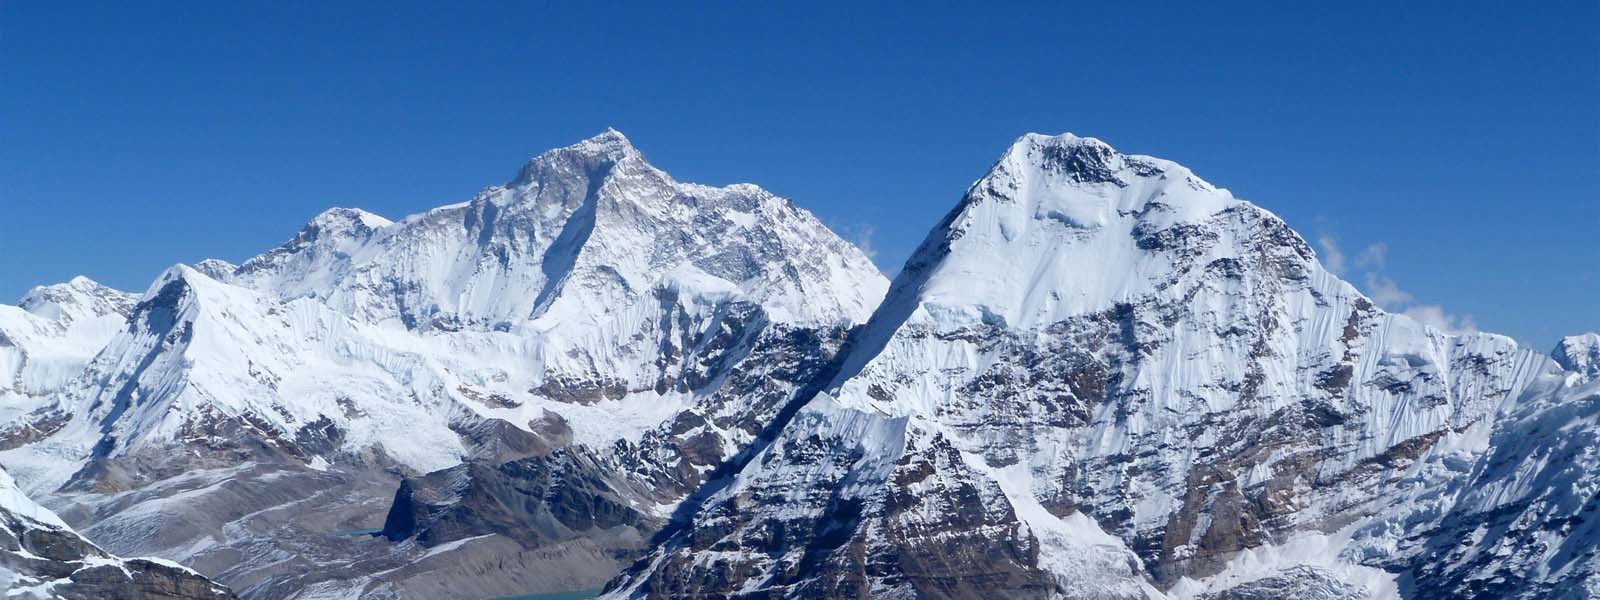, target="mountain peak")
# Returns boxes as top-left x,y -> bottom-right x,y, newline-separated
876,132 -> 1255,334
961,131 -> 1234,231
305,207 -> 393,230
20,275 -> 110,302
280,207 -> 392,250
138,263 -> 204,304
997,131 -> 1182,189
510,129 -> 644,187
1013,131 -> 1109,150
590,126 -> 631,145
566,127 -> 638,159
